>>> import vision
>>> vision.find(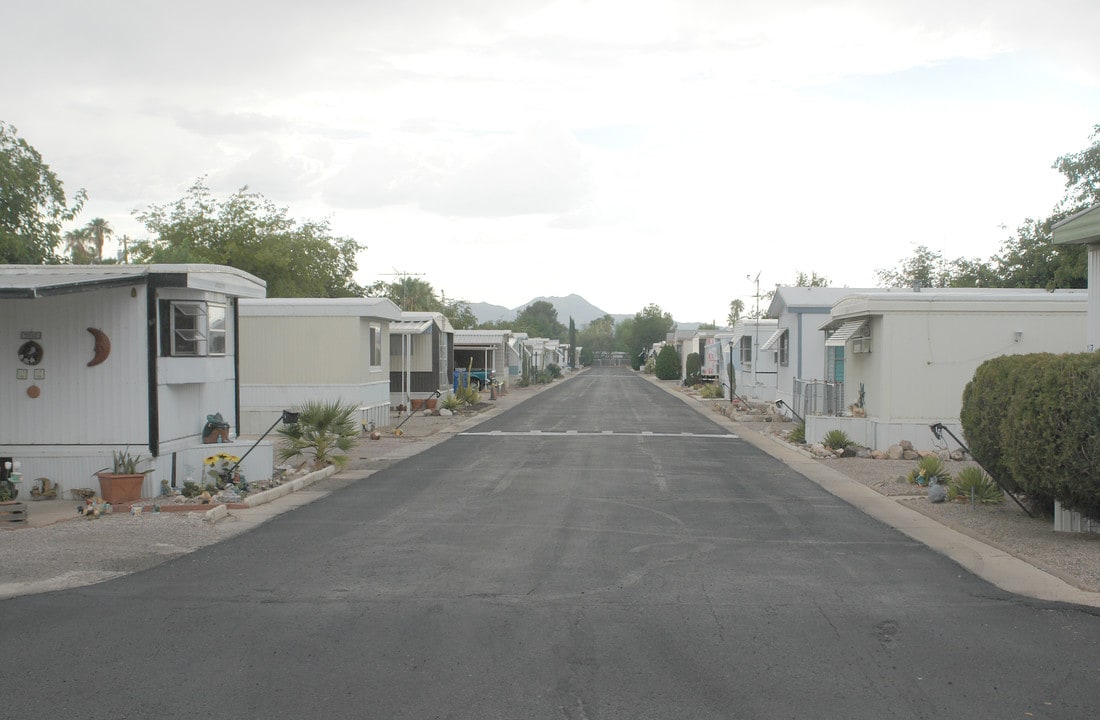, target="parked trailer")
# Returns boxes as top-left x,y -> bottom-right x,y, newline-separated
701,339 -> 724,380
